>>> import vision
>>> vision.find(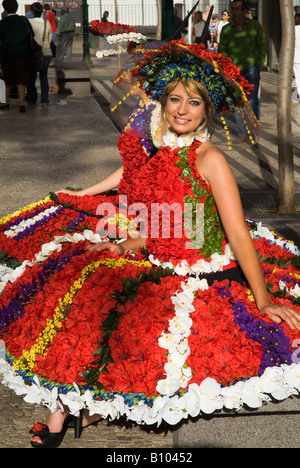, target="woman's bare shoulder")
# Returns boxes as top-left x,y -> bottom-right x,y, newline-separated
195,141 -> 231,184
